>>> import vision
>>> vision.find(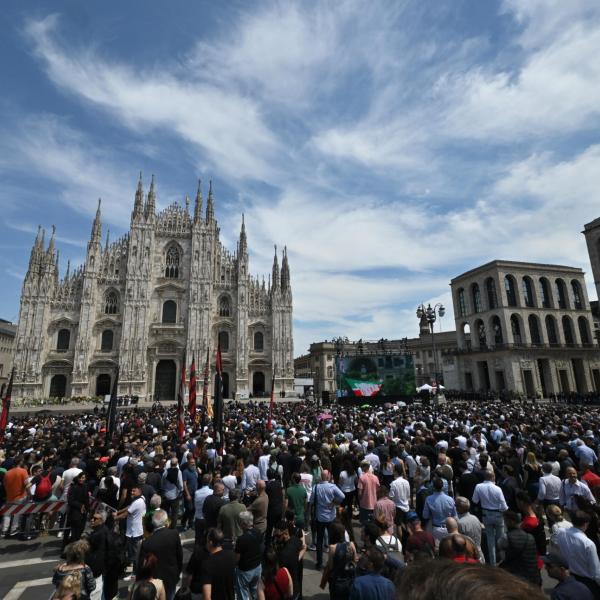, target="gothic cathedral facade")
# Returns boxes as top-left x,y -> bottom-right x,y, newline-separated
12,175 -> 294,401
